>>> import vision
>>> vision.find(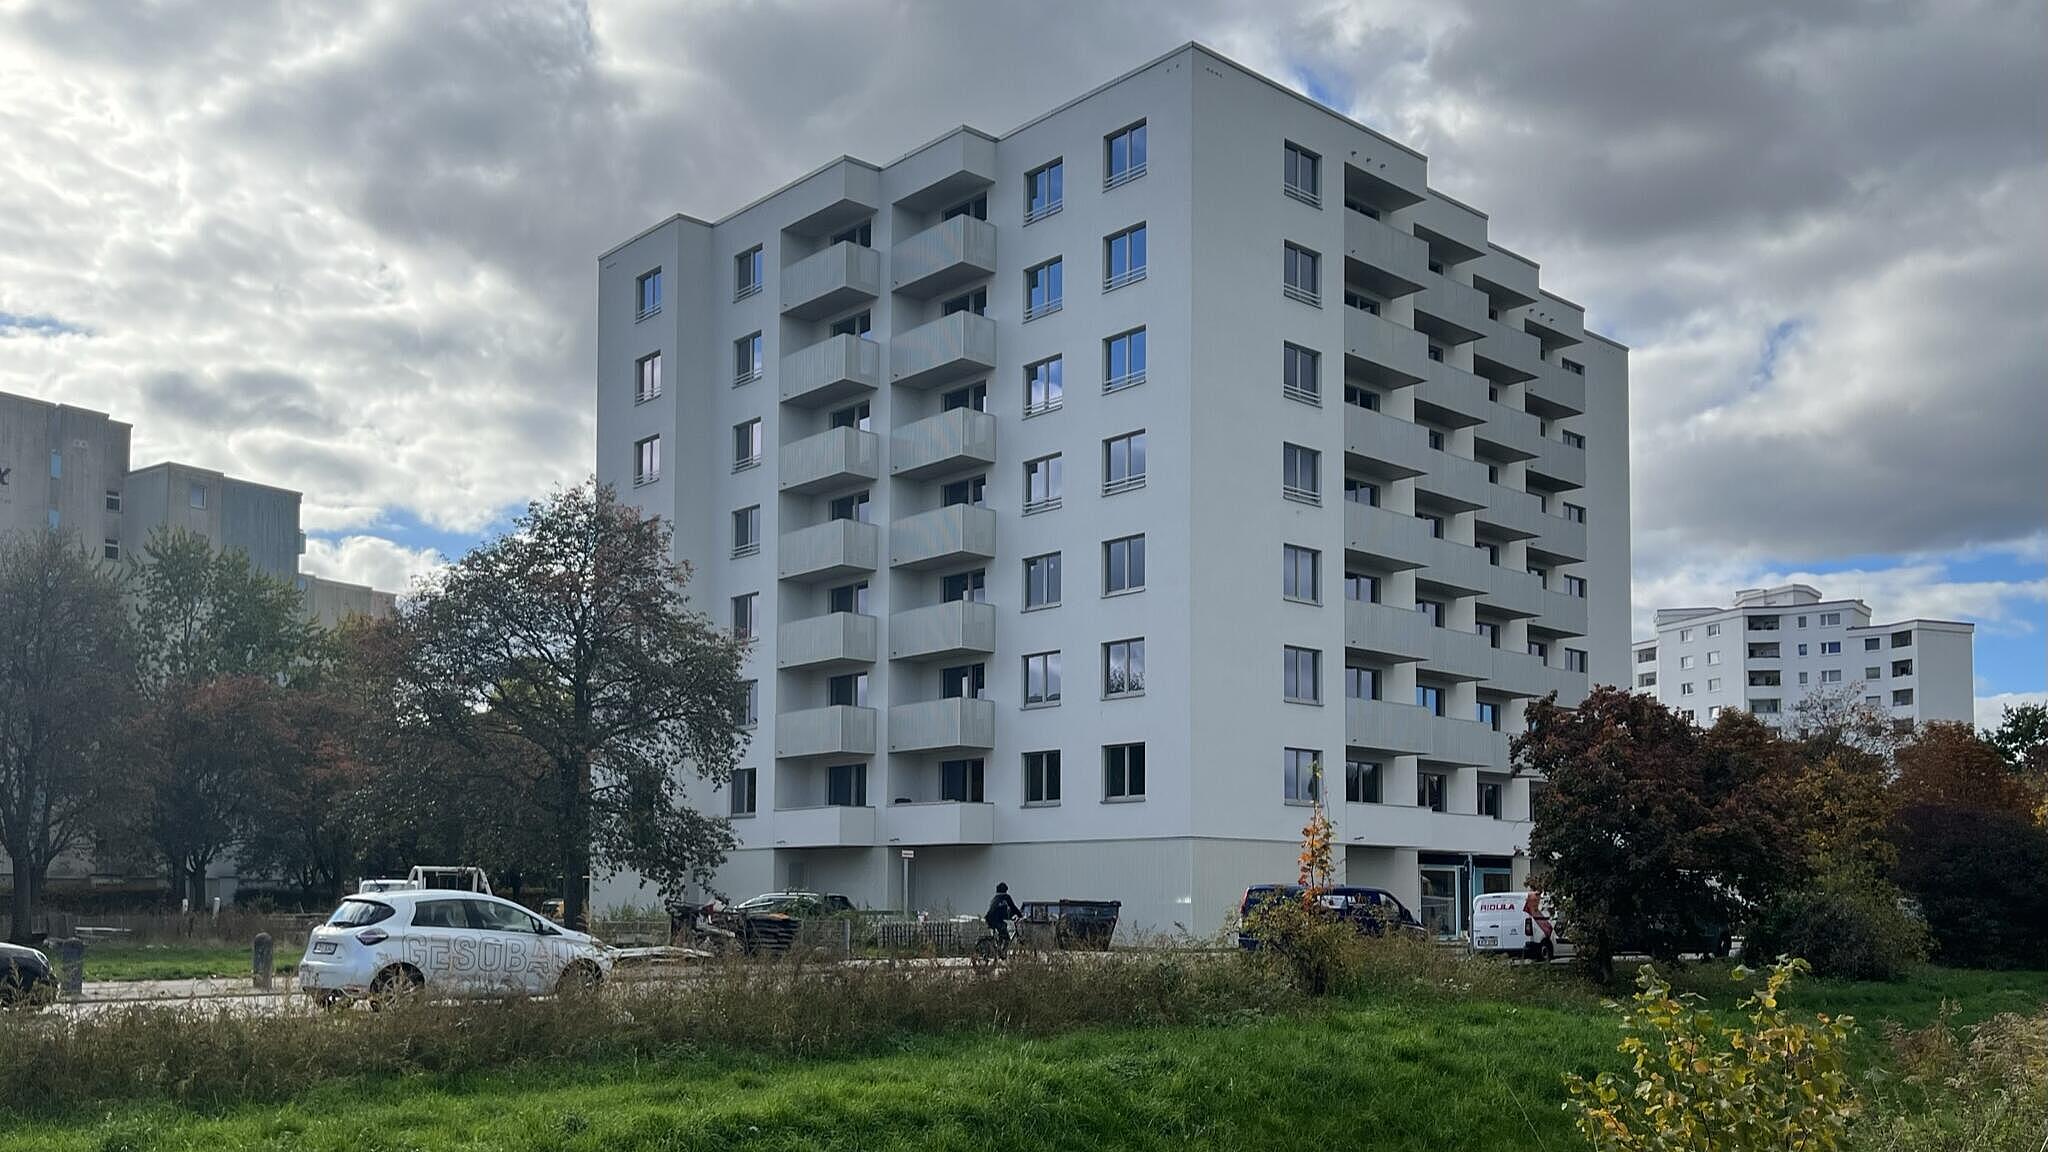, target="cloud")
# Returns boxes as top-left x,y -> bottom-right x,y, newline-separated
300,534 -> 446,595
1628,554 -> 2046,641
1976,691 -> 2047,734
